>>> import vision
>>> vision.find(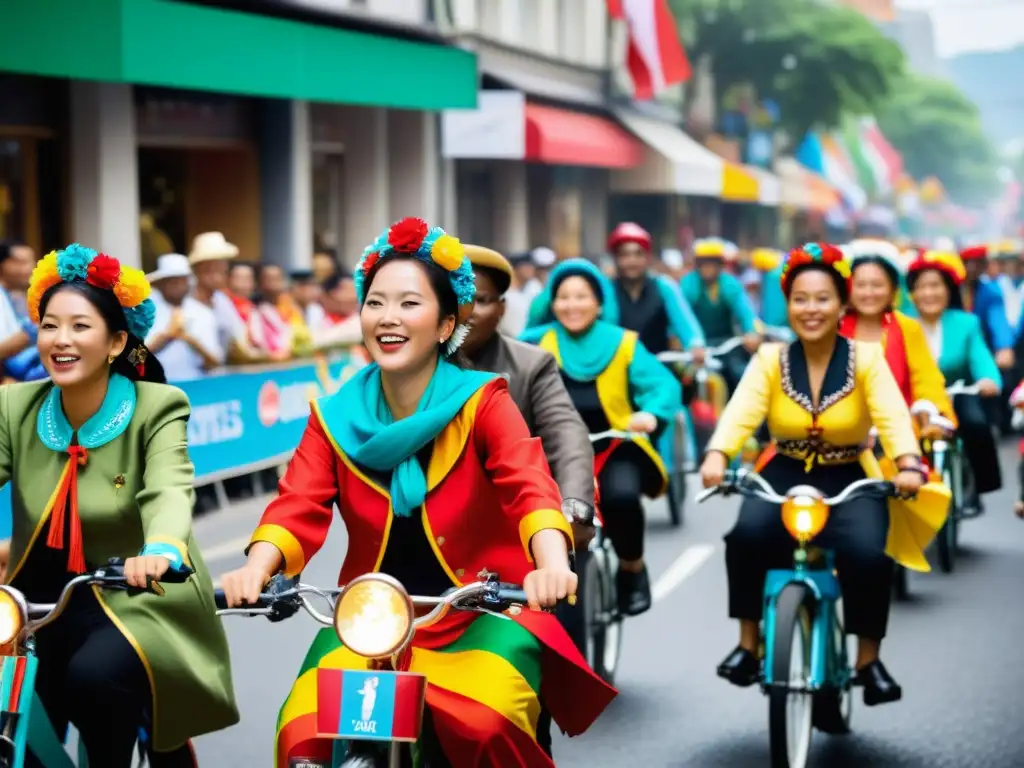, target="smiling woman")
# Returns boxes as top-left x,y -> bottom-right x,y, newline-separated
700,242 -> 947,710
1,243 -> 238,766
221,217 -> 615,767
